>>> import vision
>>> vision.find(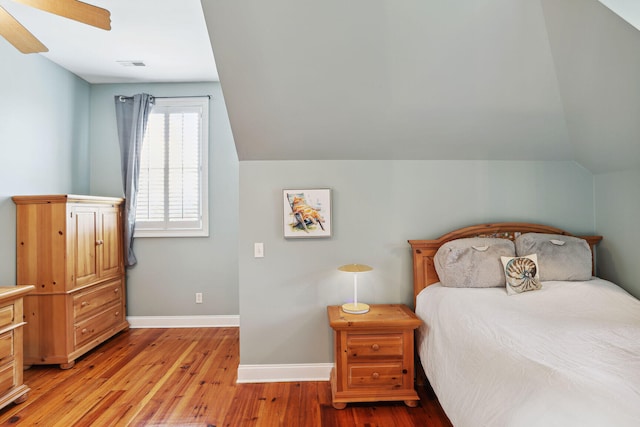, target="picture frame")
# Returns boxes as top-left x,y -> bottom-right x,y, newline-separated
283,188 -> 332,238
